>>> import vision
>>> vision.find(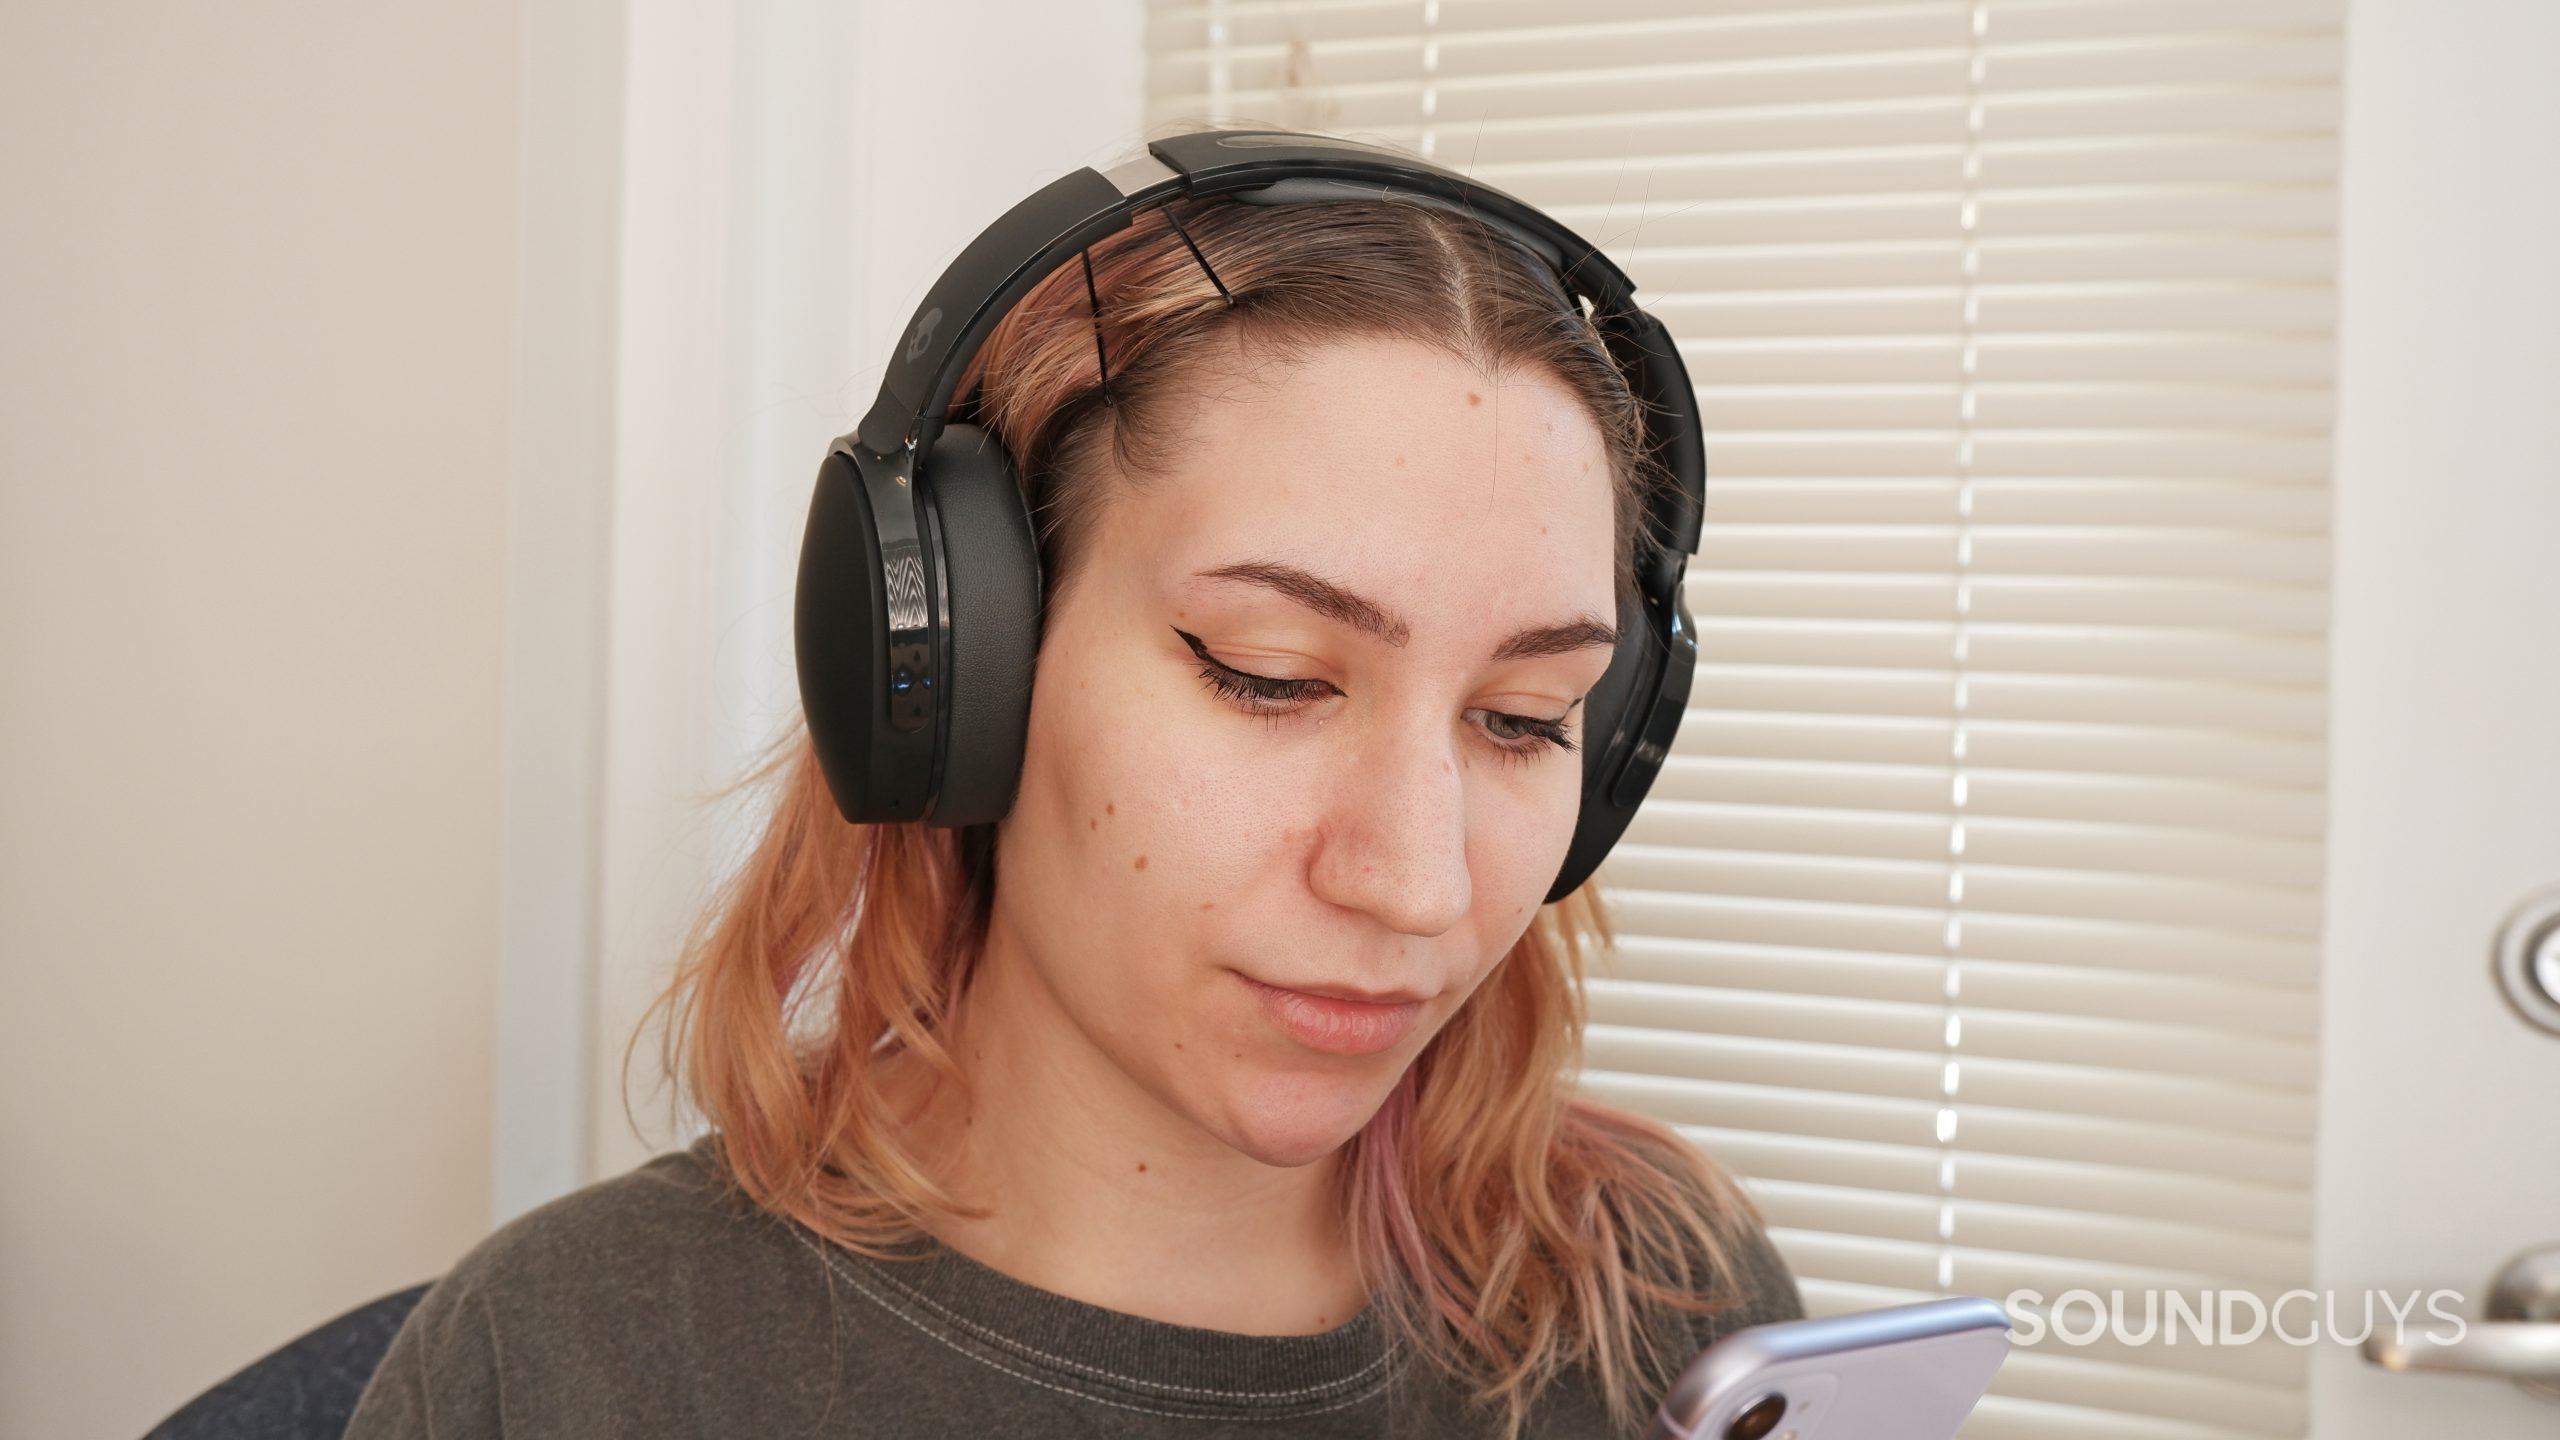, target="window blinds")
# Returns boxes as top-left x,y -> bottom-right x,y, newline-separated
1144,3 -> 2339,1436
